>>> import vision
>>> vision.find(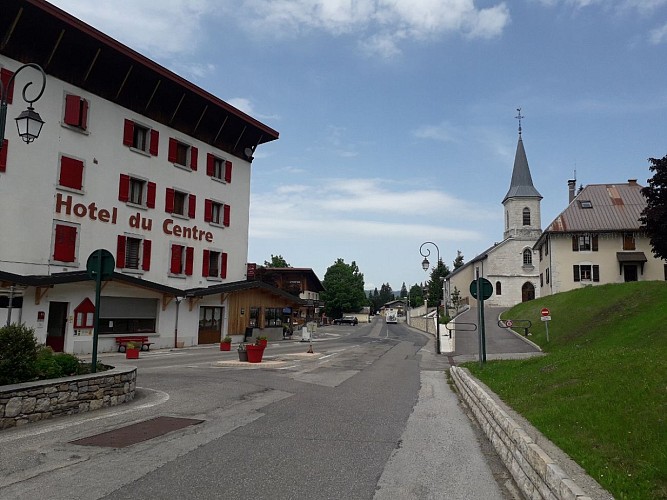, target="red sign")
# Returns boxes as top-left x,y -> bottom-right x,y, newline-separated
541,308 -> 550,317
